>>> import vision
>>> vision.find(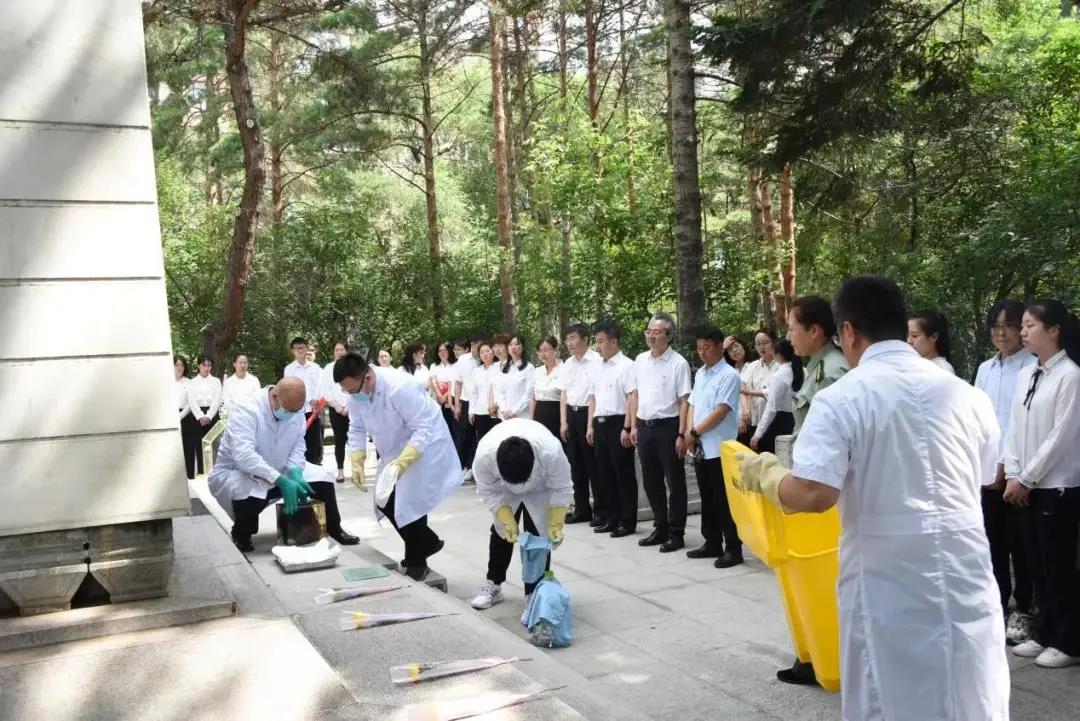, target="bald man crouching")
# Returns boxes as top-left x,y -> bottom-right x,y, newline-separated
208,377 -> 360,551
